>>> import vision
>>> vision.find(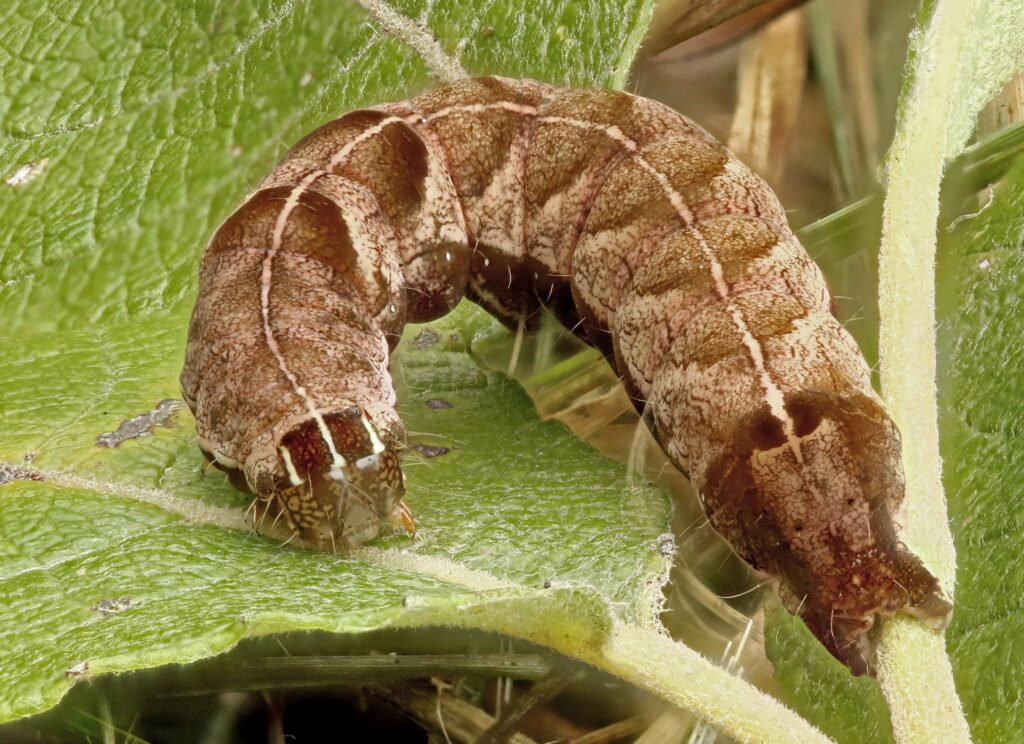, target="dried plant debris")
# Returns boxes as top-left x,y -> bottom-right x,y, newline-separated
63,662 -> 88,679
408,443 -> 452,458
0,465 -> 43,487
91,598 -> 142,616
95,399 -> 185,448
641,0 -> 806,58
412,328 -> 443,348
